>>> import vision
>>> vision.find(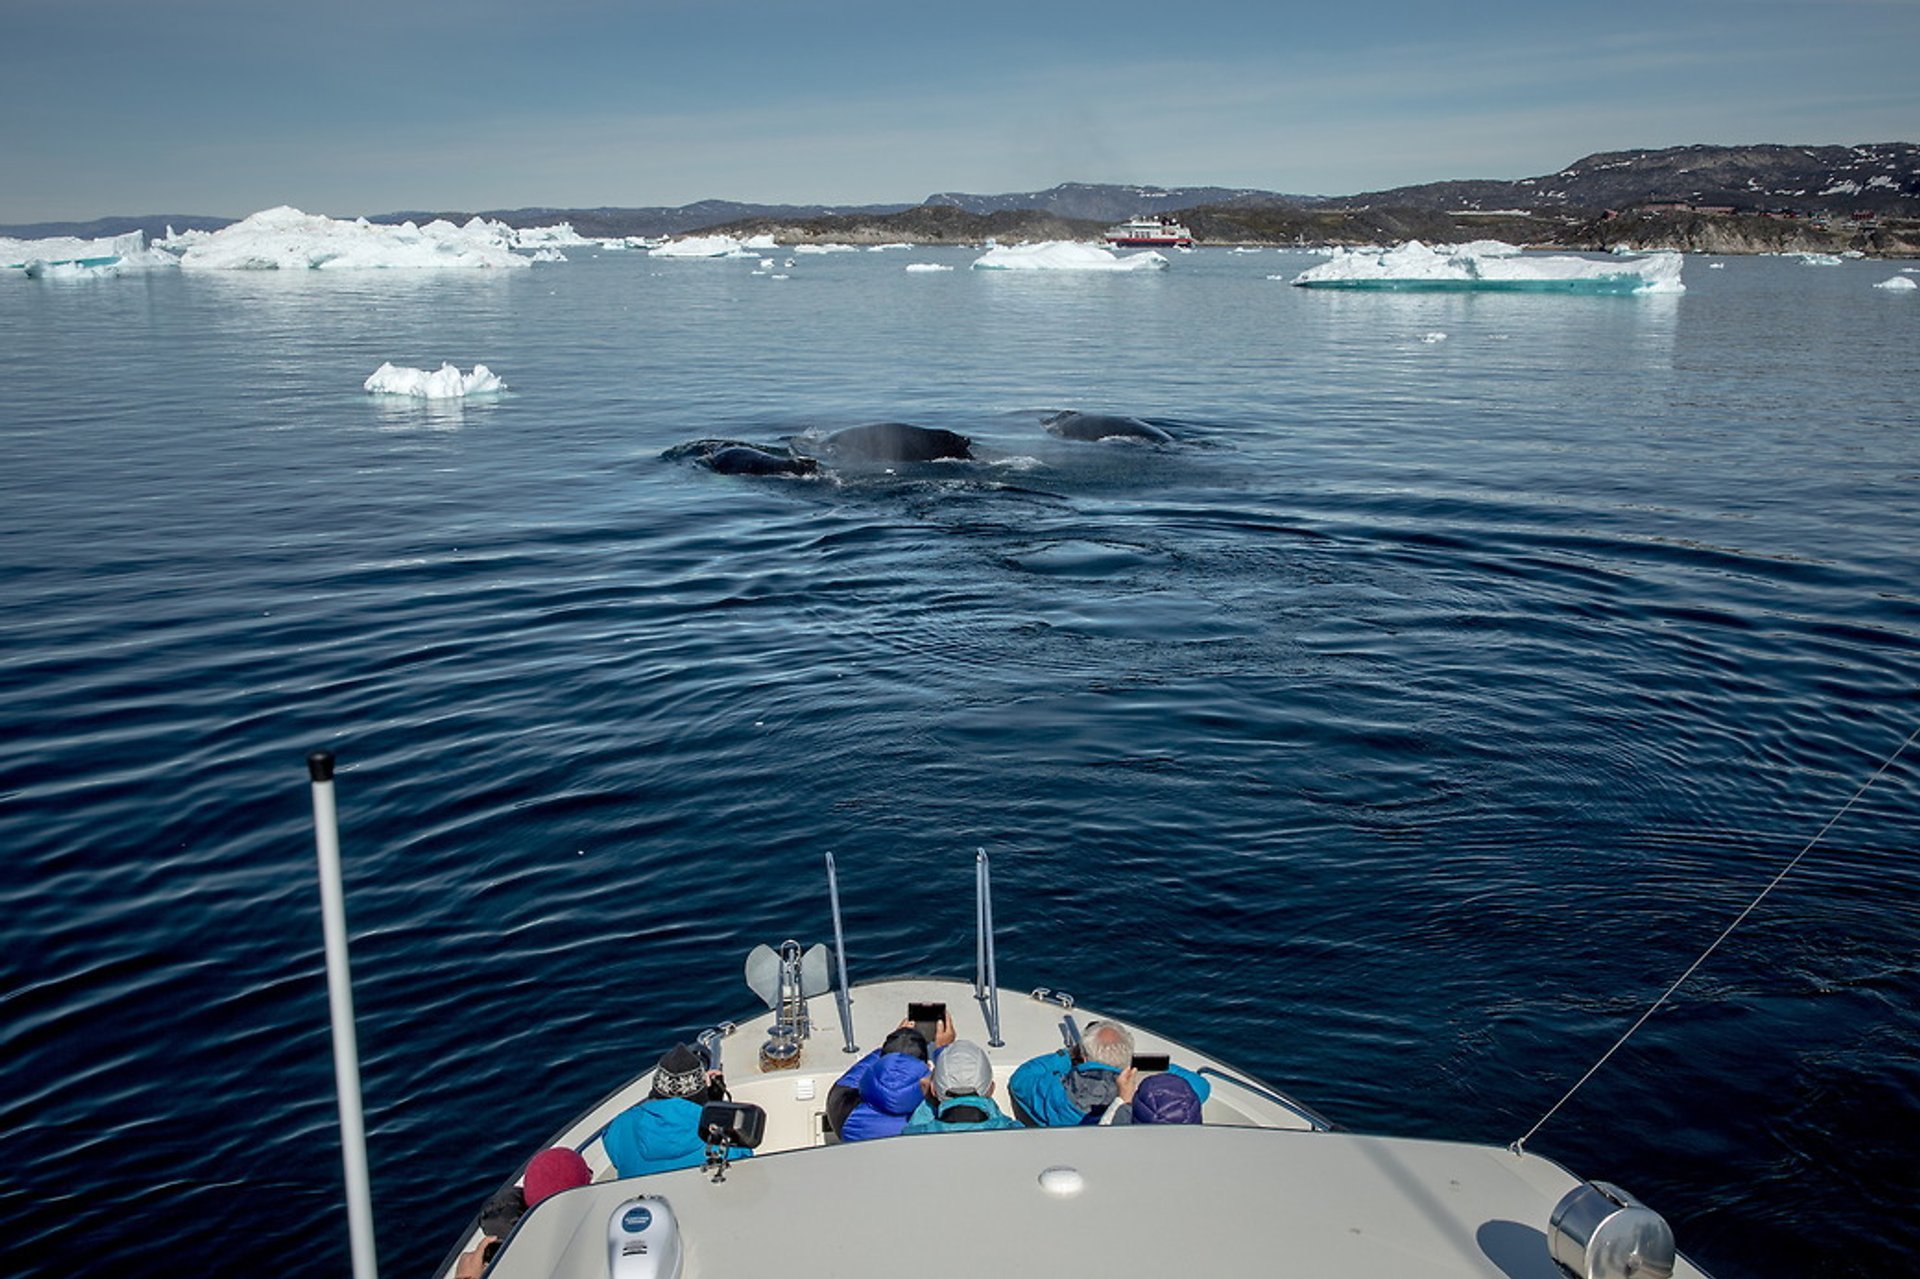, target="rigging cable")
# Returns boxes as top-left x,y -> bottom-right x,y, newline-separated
1512,717 -> 1920,1155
